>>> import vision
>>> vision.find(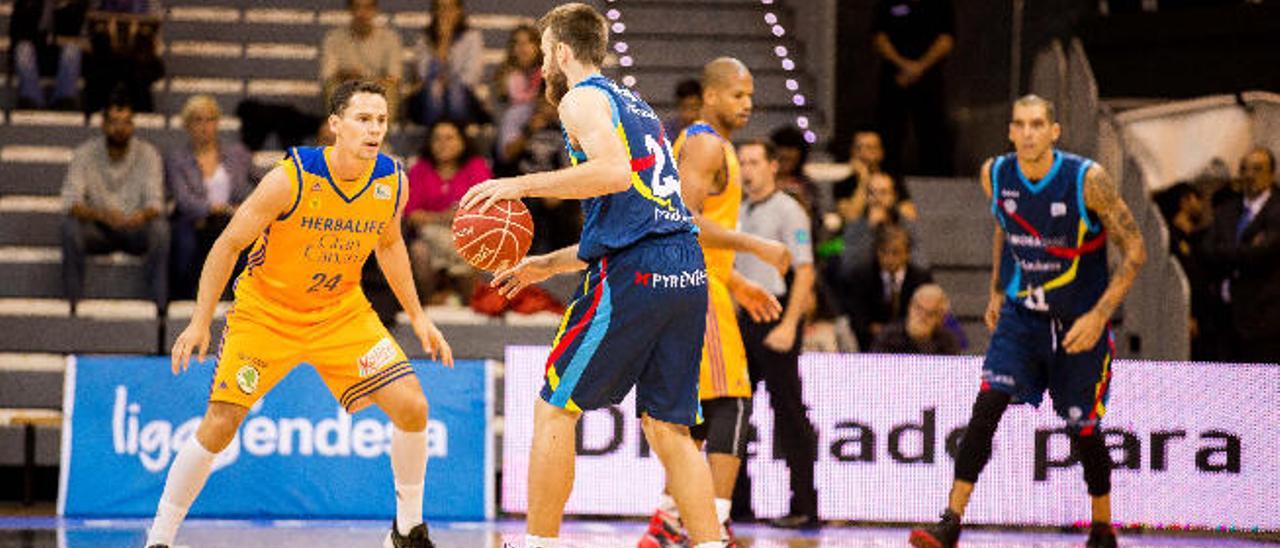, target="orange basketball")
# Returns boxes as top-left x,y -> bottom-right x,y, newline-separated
452,199 -> 535,272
